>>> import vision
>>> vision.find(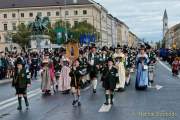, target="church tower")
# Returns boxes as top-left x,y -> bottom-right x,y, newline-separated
163,9 -> 168,37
